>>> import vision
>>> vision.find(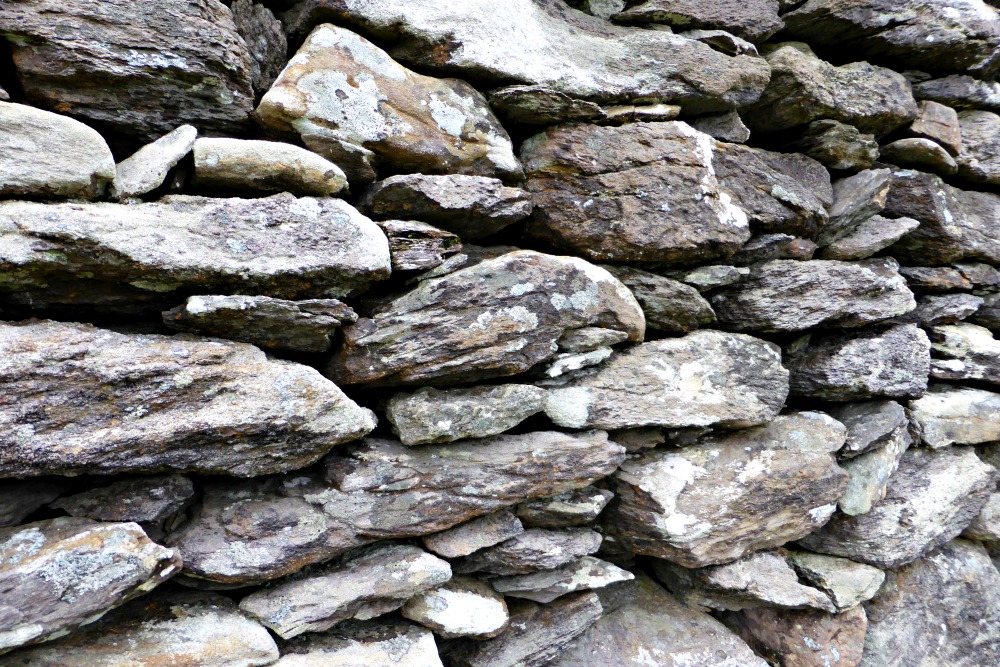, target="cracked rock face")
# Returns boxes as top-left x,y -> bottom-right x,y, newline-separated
787,551 -> 885,612
612,0 -> 783,42
423,511 -> 525,559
